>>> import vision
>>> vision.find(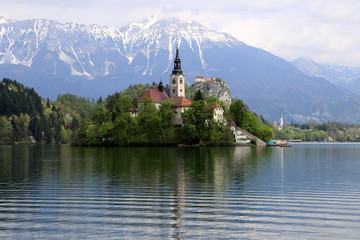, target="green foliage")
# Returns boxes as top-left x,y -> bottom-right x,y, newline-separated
229,99 -> 248,127
0,116 -> 13,145
193,90 -> 204,101
56,93 -> 93,118
92,104 -> 109,124
0,78 -> 42,117
207,96 -> 227,110
0,78 -> 84,144
182,100 -> 211,142
256,126 -> 274,142
73,94 -> 178,146
229,99 -> 274,142
118,83 -> 157,100
181,100 -> 232,145
276,121 -> 360,142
